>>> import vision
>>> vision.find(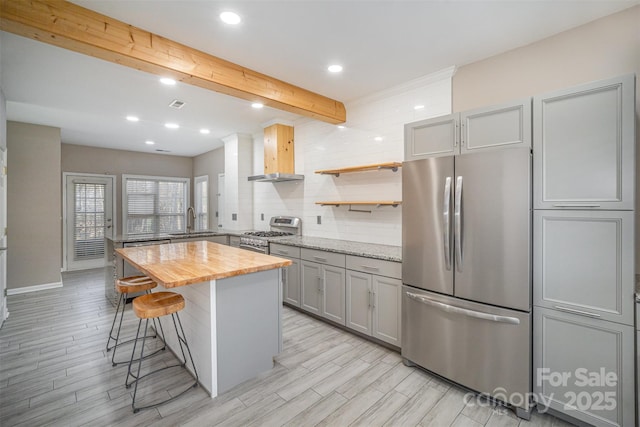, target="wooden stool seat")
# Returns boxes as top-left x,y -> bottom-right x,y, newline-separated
133,292 -> 185,320
116,275 -> 157,294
